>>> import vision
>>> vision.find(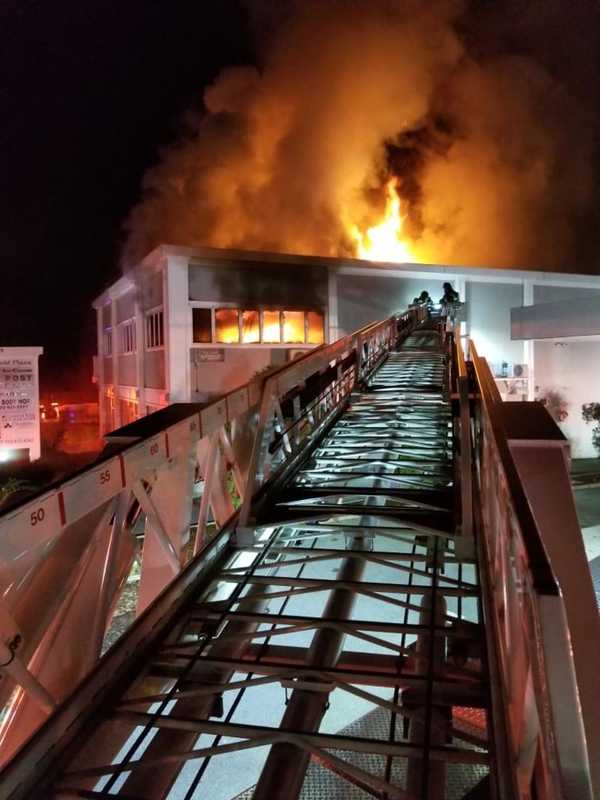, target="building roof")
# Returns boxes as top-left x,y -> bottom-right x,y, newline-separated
93,244 -> 600,306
